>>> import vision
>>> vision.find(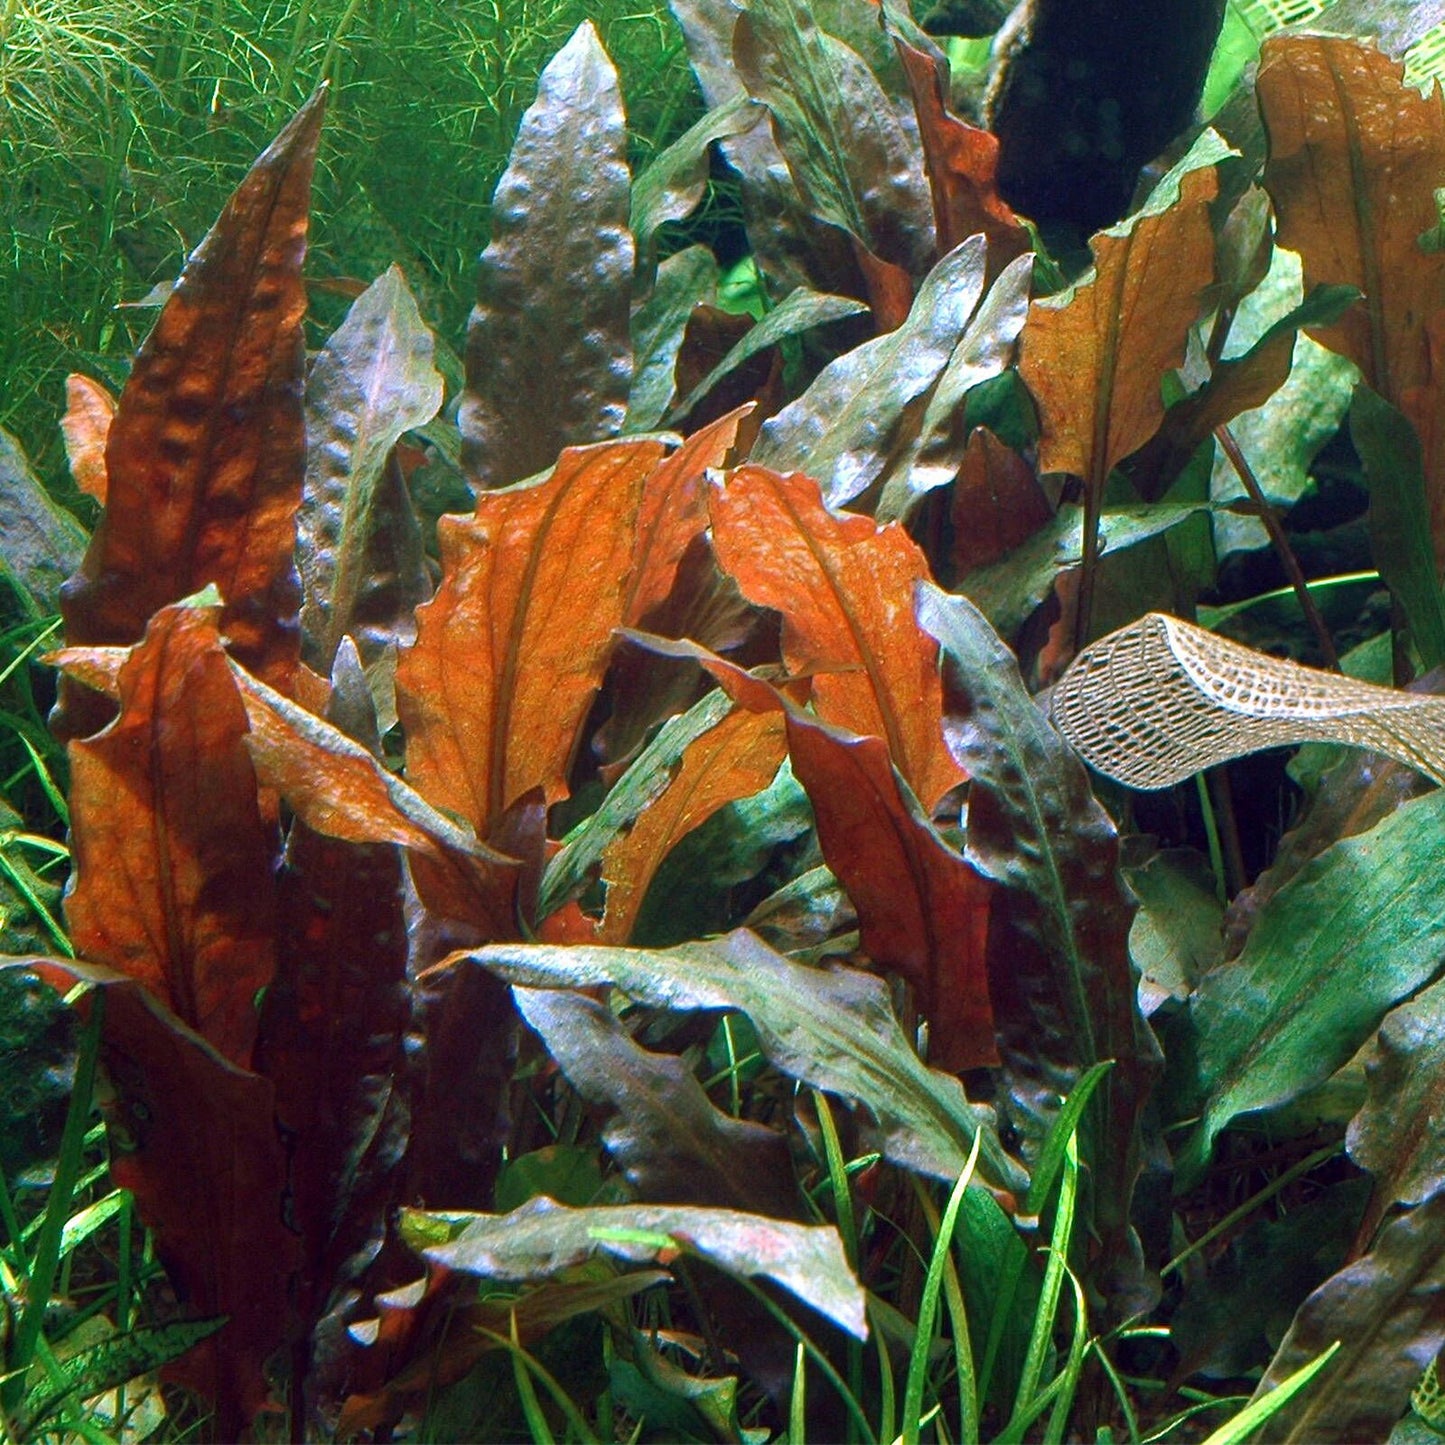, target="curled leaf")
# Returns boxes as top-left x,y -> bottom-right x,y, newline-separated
1051,612 -> 1445,789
